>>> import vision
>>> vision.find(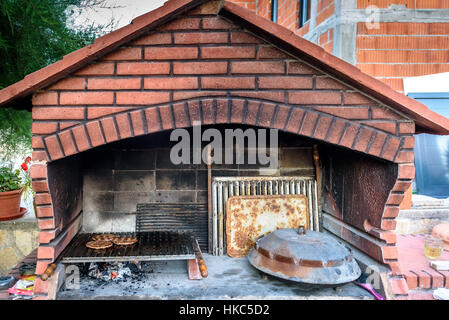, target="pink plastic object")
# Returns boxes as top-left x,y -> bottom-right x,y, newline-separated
355,282 -> 386,300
